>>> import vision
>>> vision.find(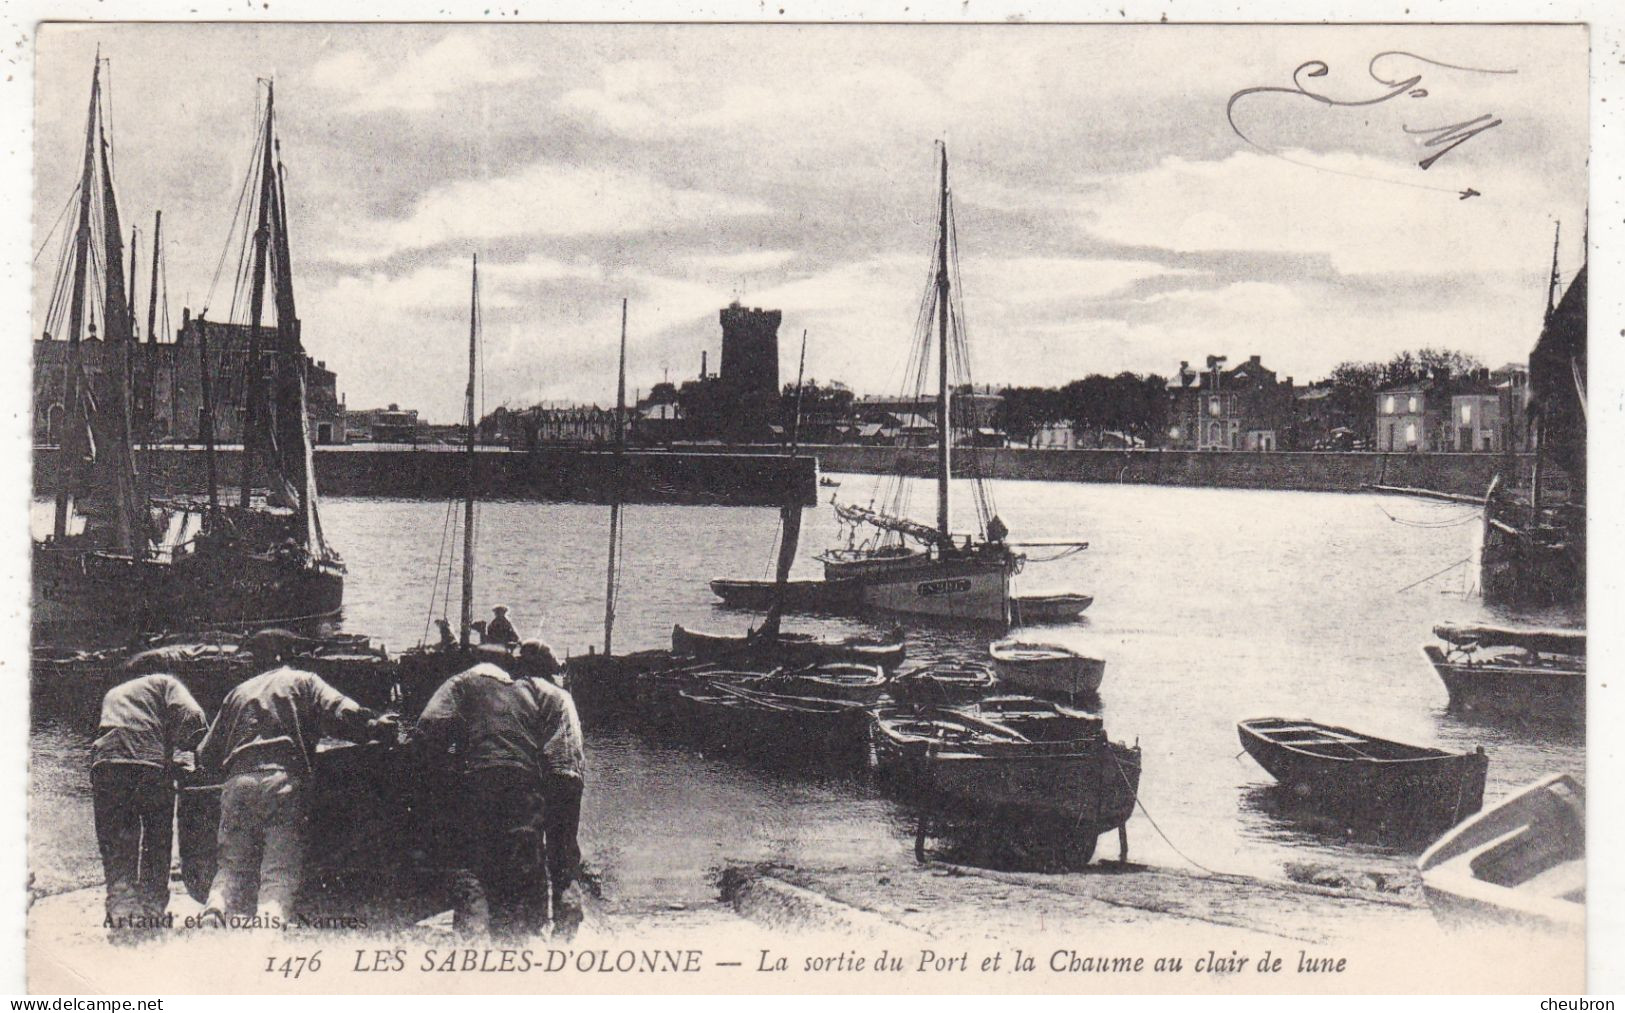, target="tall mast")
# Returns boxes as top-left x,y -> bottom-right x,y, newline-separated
762,329 -> 810,641
459,254 -> 479,648
146,211 -> 161,347
198,313 -> 219,516
145,212 -> 161,452
239,81 -> 277,507
935,142 -> 952,546
1533,222 -> 1561,512
52,58 -> 101,539
604,297 -> 628,655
